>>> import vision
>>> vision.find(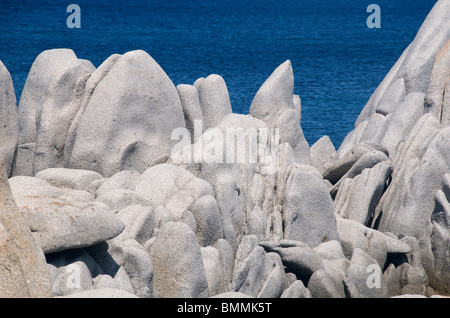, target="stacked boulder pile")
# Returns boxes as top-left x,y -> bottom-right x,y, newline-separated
0,0 -> 449,298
